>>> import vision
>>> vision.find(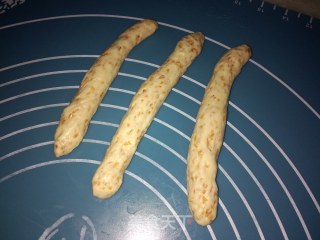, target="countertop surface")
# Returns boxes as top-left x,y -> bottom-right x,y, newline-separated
0,0 -> 319,239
